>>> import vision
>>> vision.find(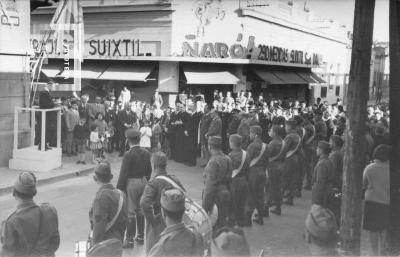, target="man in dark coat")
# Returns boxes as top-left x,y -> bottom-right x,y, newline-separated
117,129 -> 152,248
302,114 -> 316,191
203,108 -> 222,162
1,172 -> 60,257
117,103 -> 137,157
312,141 -> 335,208
38,83 -> 55,150
90,162 -> 127,246
202,136 -> 232,230
183,104 -> 201,166
246,125 -> 269,225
